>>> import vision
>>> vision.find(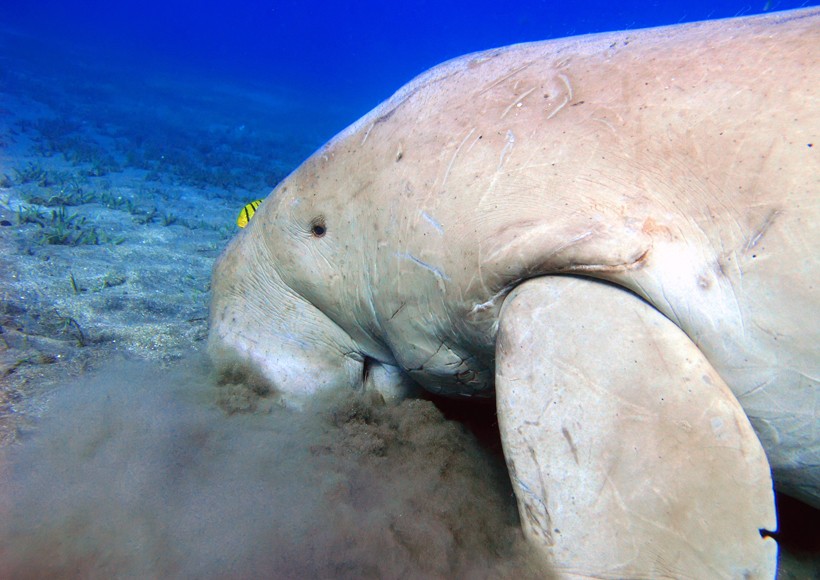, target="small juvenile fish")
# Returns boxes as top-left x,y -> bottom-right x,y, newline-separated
237,200 -> 263,228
